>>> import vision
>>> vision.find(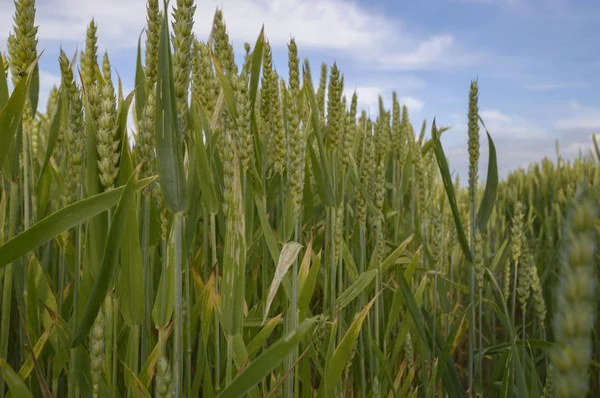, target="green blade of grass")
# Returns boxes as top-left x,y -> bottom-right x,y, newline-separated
122,361 -> 152,398
191,99 -> 219,214
475,118 -> 499,232
246,314 -> 282,360
0,55 -> 8,108
116,90 -> 135,149
254,193 -> 280,264
117,133 -> 145,327
0,56 -> 39,171
217,317 -> 318,398
263,241 -> 302,324
134,34 -> 147,123
154,5 -> 187,213
71,169 -> 144,346
0,176 -> 155,269
430,119 -> 472,263
28,61 -> 40,115
35,90 -> 64,190
397,272 -> 466,397
299,250 -> 321,320
0,358 -> 34,398
325,292 -> 381,395
335,269 -> 377,311
212,55 -> 238,125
